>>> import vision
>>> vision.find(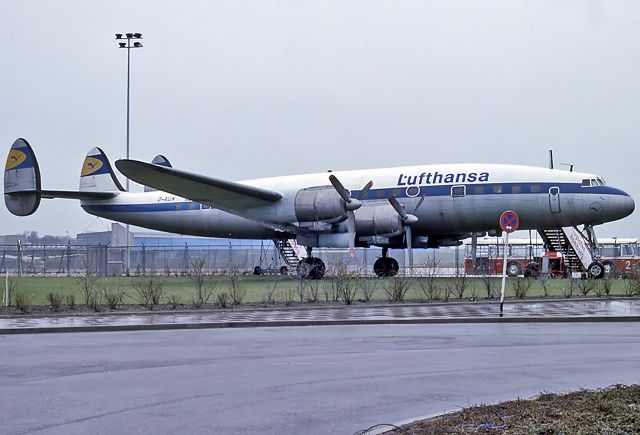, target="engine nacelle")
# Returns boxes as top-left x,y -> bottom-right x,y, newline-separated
294,186 -> 345,222
355,204 -> 403,237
